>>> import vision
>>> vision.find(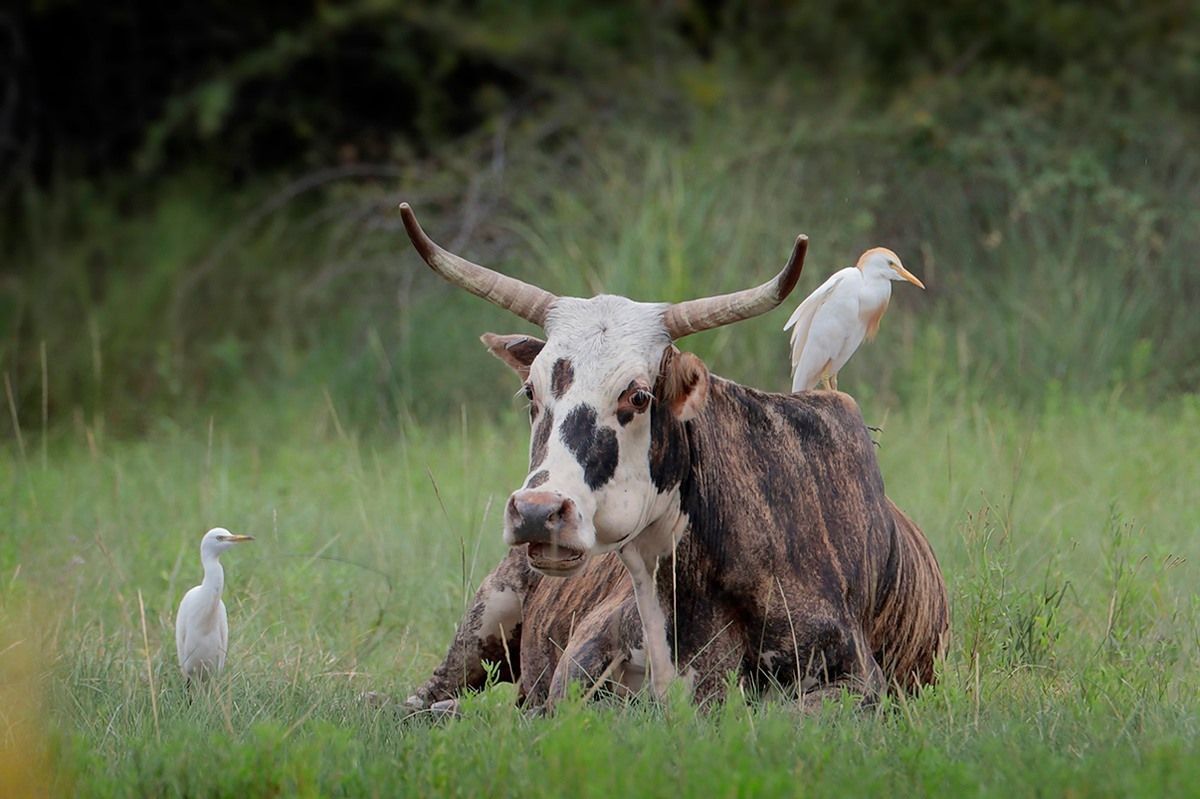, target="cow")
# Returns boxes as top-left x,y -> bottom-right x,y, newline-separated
393,203 -> 948,712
